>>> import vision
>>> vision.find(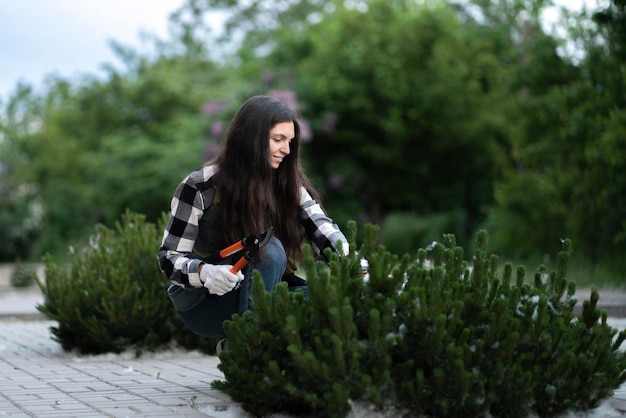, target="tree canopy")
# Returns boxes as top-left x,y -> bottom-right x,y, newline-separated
1,0 -> 624,279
